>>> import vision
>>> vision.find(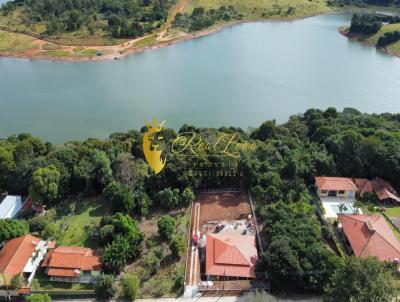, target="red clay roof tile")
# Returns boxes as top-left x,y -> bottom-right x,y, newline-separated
315,177 -> 358,191
206,233 -> 258,278
0,235 -> 40,276
372,178 -> 400,202
338,214 -> 400,261
42,246 -> 100,276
